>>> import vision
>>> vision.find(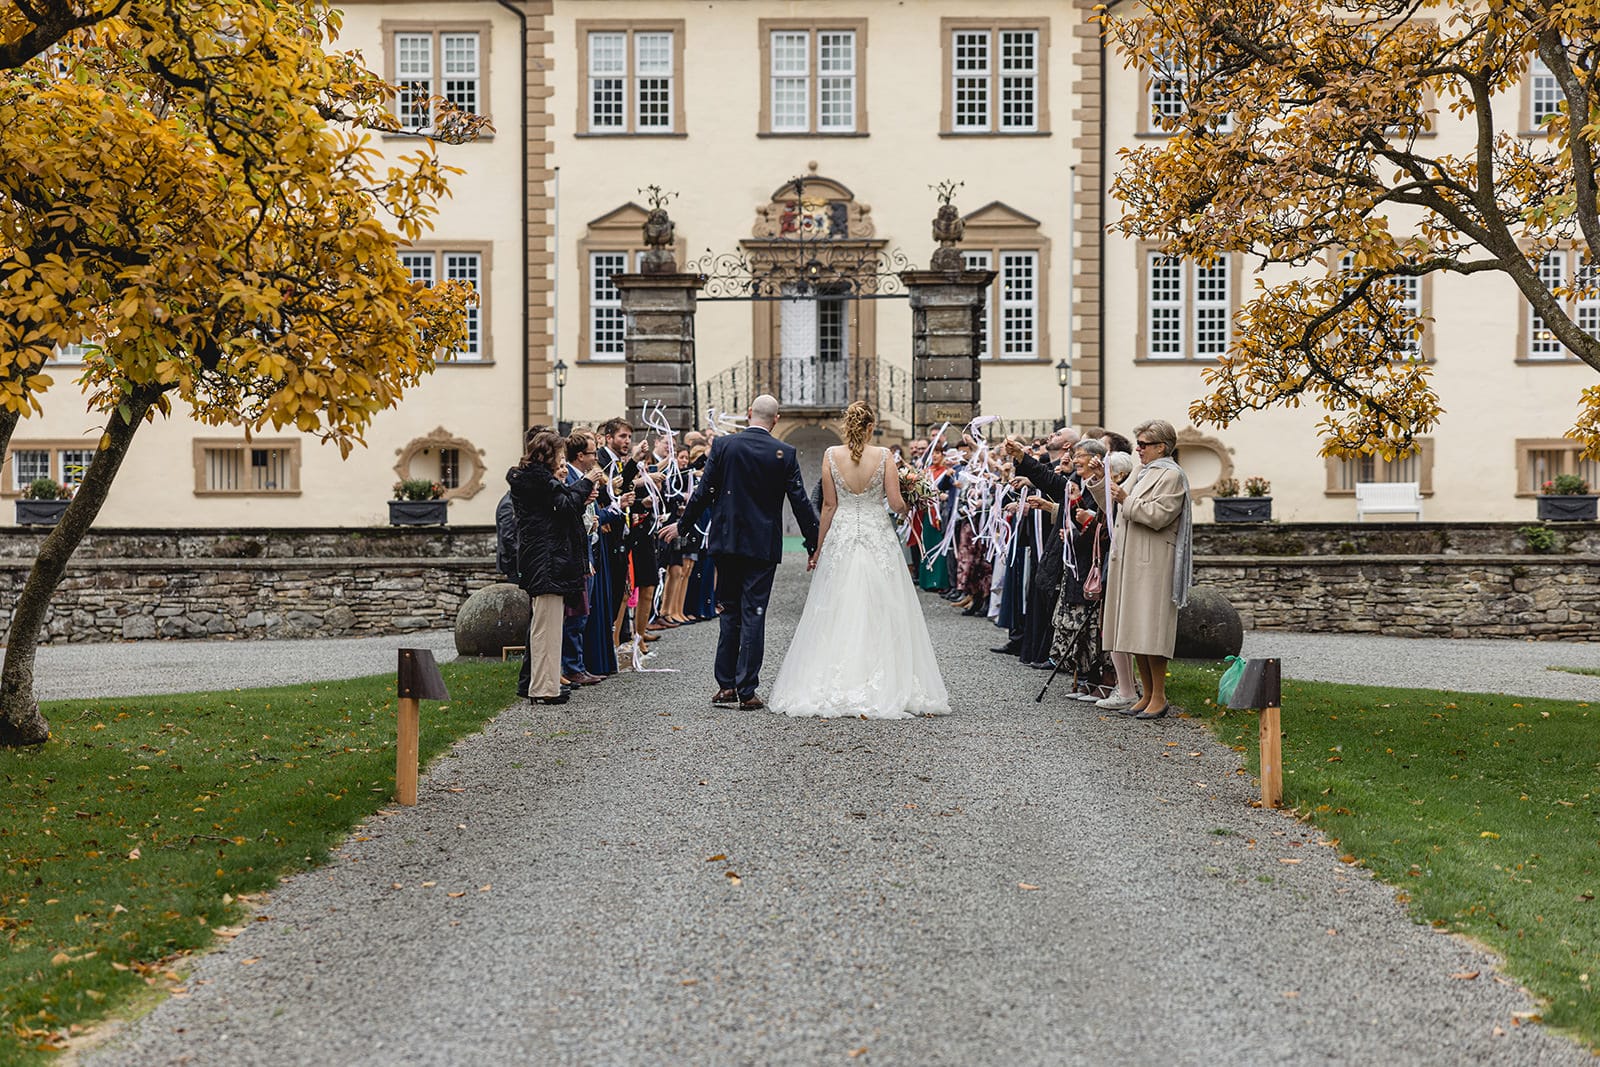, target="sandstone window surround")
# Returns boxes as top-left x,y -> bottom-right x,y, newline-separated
758,20 -> 868,136
1323,438 -> 1435,497
576,203 -> 686,364
1514,438 -> 1600,497
394,426 -> 488,501
576,21 -> 686,136
1517,246 -> 1596,363
400,243 -> 492,363
382,22 -> 491,136
1136,244 -> 1240,361
960,202 -> 1051,362
192,439 -> 302,496
3,440 -> 97,496
940,19 -> 1049,136
1330,251 -> 1435,364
